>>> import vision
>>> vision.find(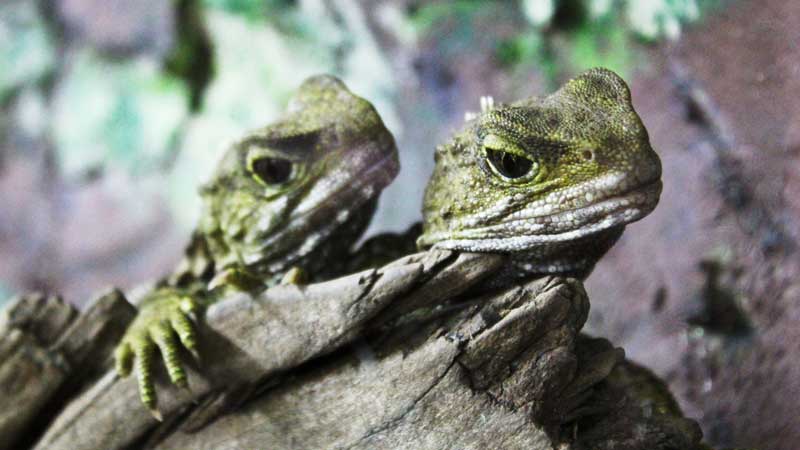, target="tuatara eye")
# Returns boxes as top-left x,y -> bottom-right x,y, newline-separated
485,149 -> 534,179
249,157 -> 293,185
